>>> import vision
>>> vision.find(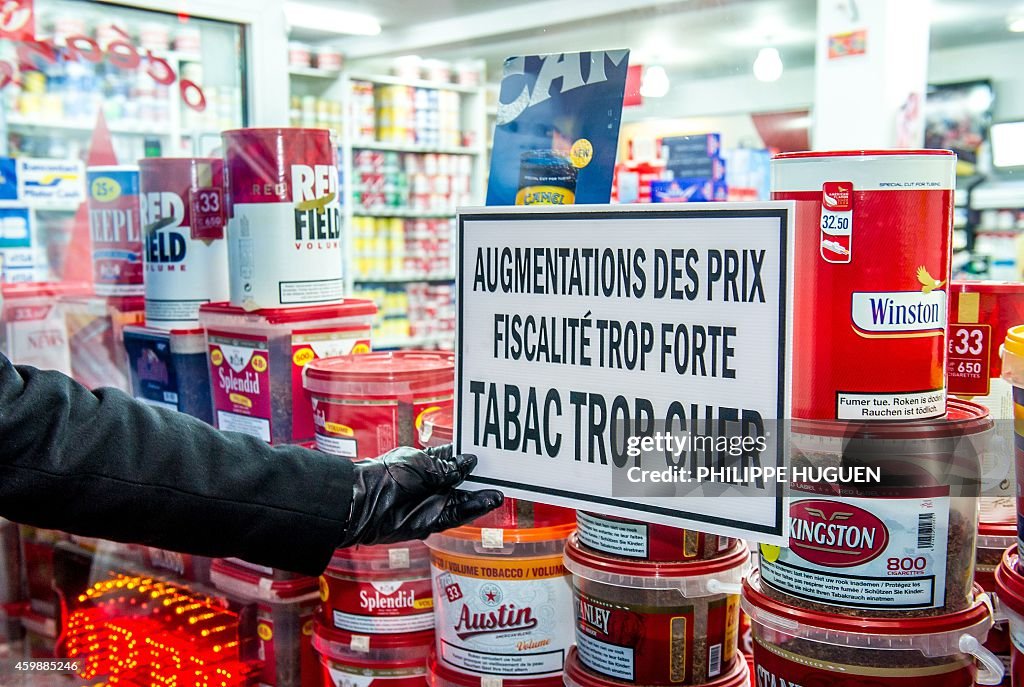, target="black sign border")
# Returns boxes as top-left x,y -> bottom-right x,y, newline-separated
456,206 -> 789,538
